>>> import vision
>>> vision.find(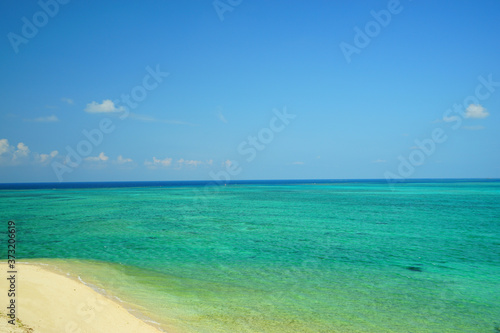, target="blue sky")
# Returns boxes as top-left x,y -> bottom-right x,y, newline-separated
1,0 -> 499,182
